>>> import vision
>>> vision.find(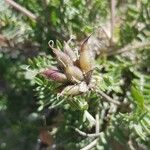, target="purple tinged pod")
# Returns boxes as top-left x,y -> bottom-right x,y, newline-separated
65,65 -> 84,83
41,68 -> 67,83
64,41 -> 77,62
